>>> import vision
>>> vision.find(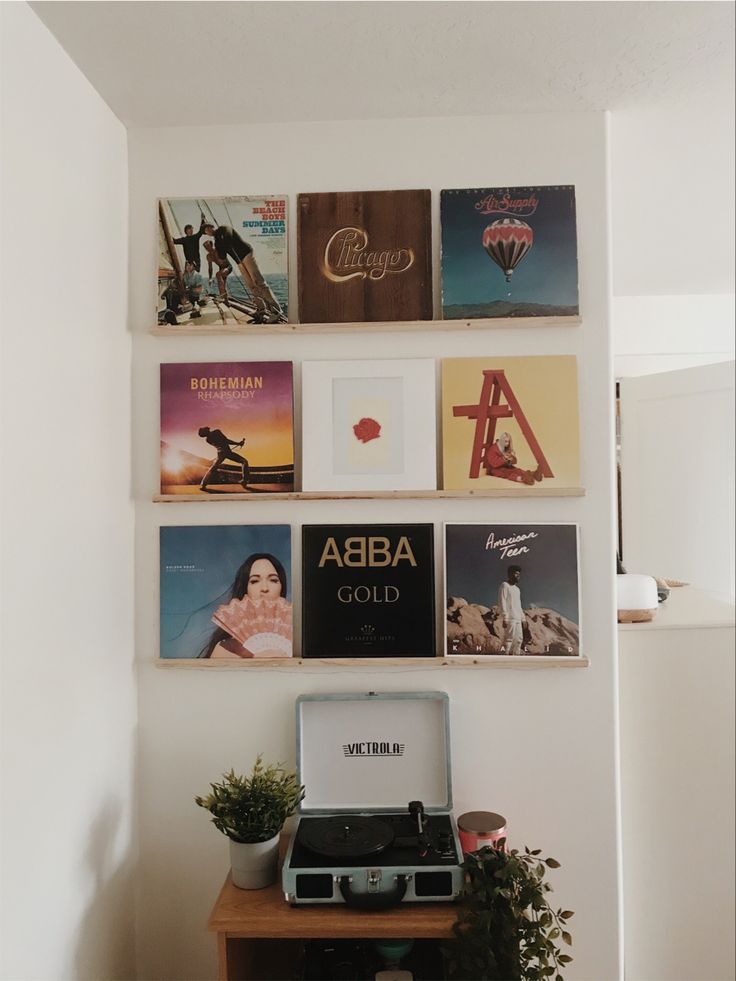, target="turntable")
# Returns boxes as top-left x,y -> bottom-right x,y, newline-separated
282,692 -> 464,907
